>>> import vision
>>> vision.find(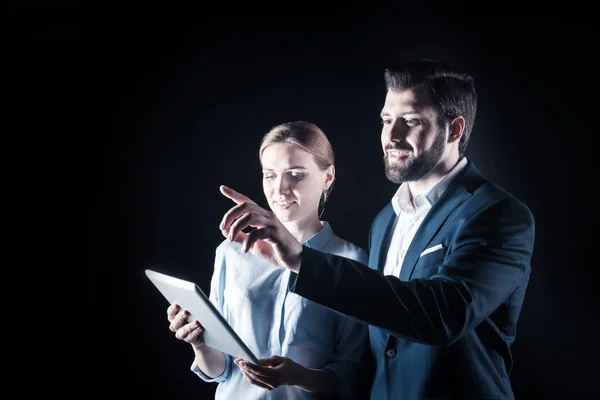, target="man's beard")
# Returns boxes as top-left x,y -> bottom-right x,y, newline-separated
384,128 -> 446,184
